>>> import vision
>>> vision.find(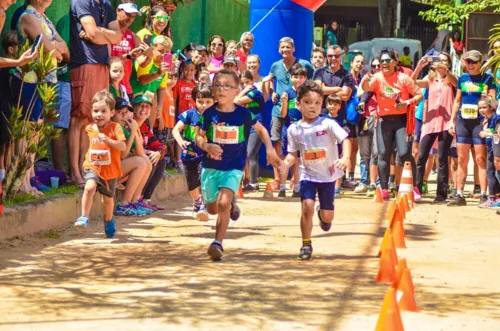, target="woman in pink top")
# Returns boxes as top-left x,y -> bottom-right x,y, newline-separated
412,52 -> 457,202
207,35 -> 226,75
